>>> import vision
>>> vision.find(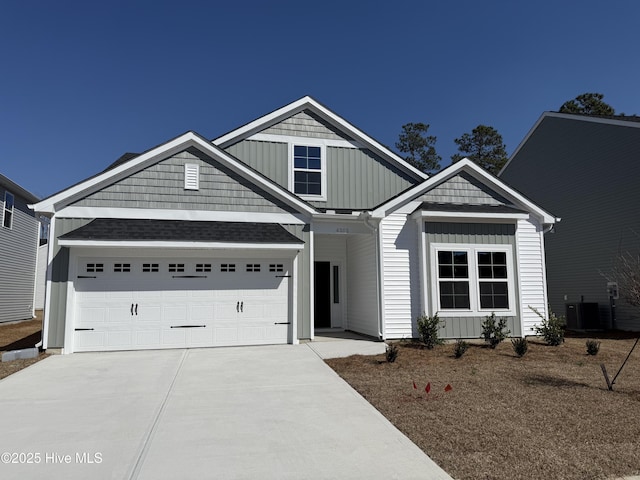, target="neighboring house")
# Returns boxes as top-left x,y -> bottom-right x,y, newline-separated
500,112 -> 640,331
35,243 -> 49,310
32,97 -> 556,353
0,173 -> 40,323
